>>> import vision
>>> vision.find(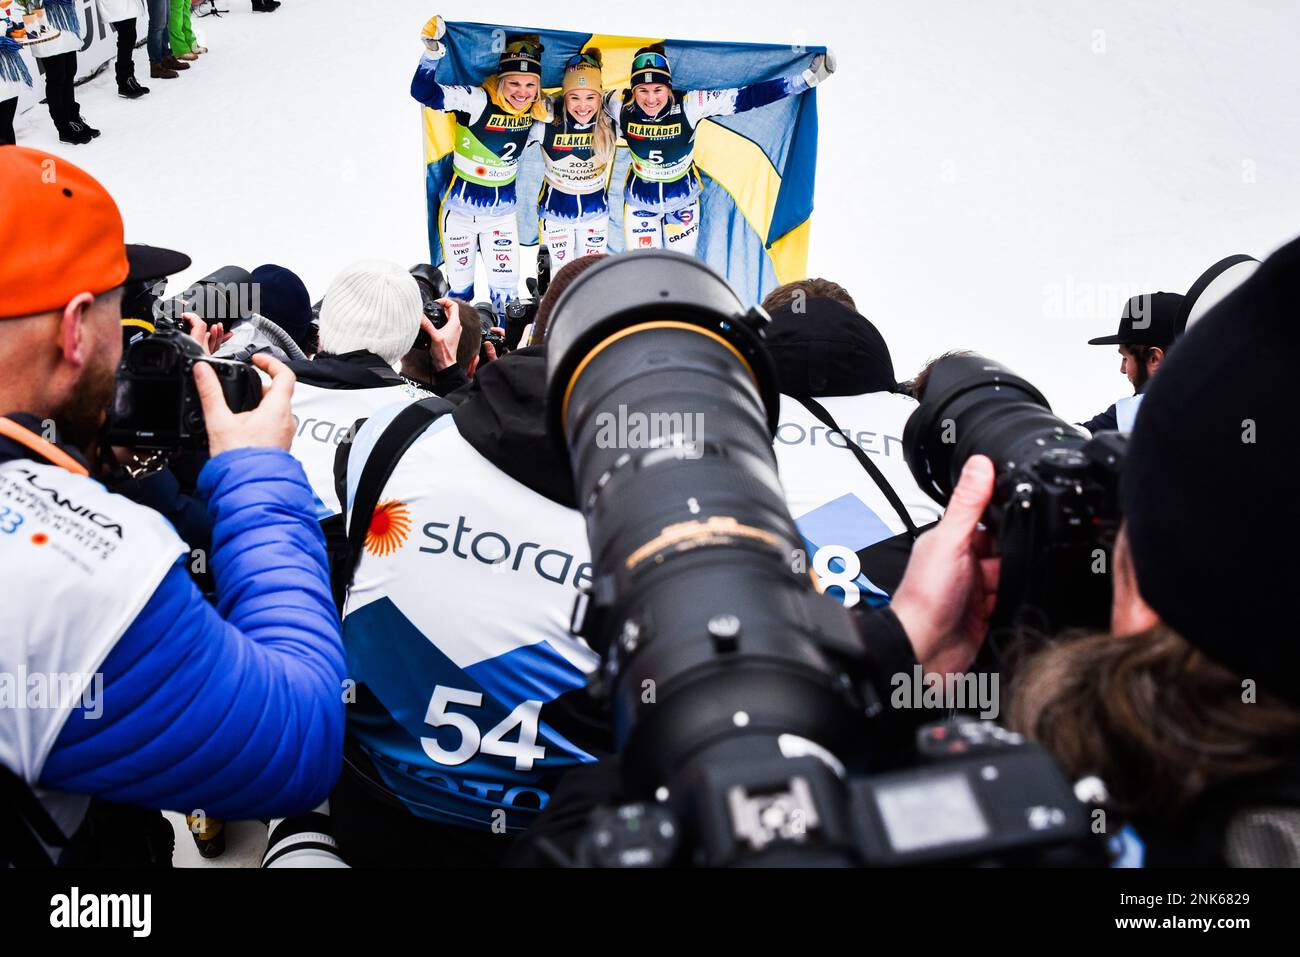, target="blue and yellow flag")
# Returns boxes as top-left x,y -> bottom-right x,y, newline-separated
420,21 -> 823,306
